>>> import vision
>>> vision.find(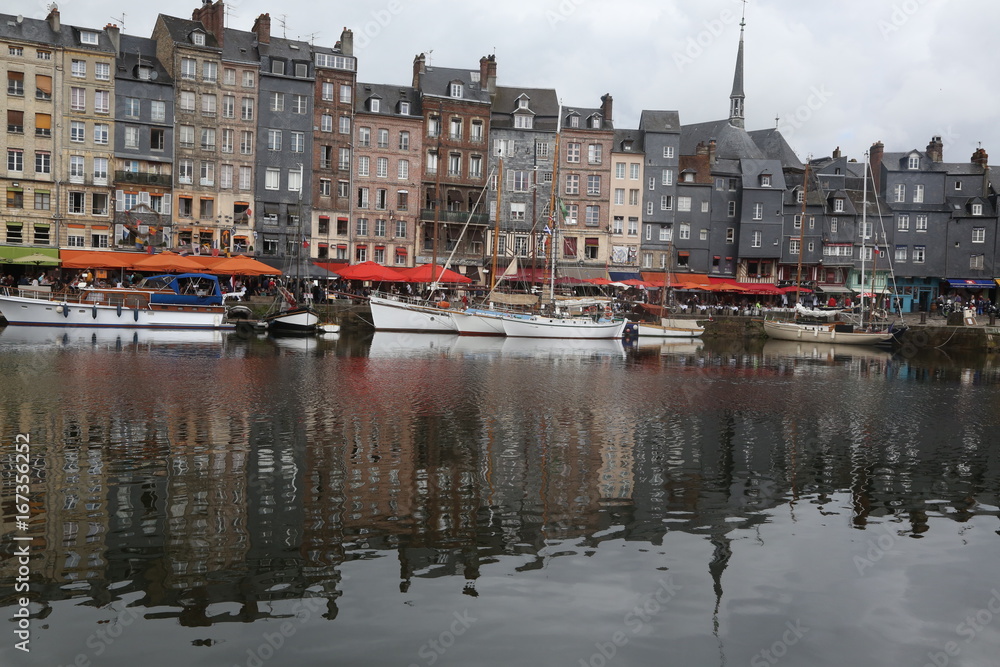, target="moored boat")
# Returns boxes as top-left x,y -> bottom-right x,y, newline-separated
761,319 -> 893,345
368,292 -> 457,333
500,313 -> 626,339
637,317 -> 705,338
